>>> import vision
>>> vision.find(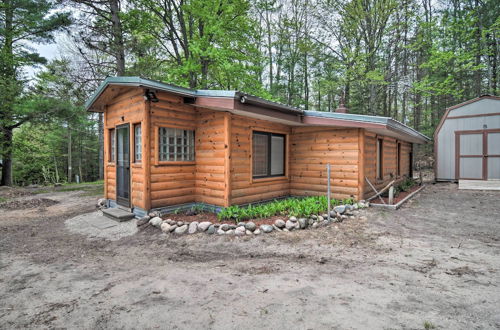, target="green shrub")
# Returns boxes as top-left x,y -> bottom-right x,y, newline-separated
217,196 -> 355,222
